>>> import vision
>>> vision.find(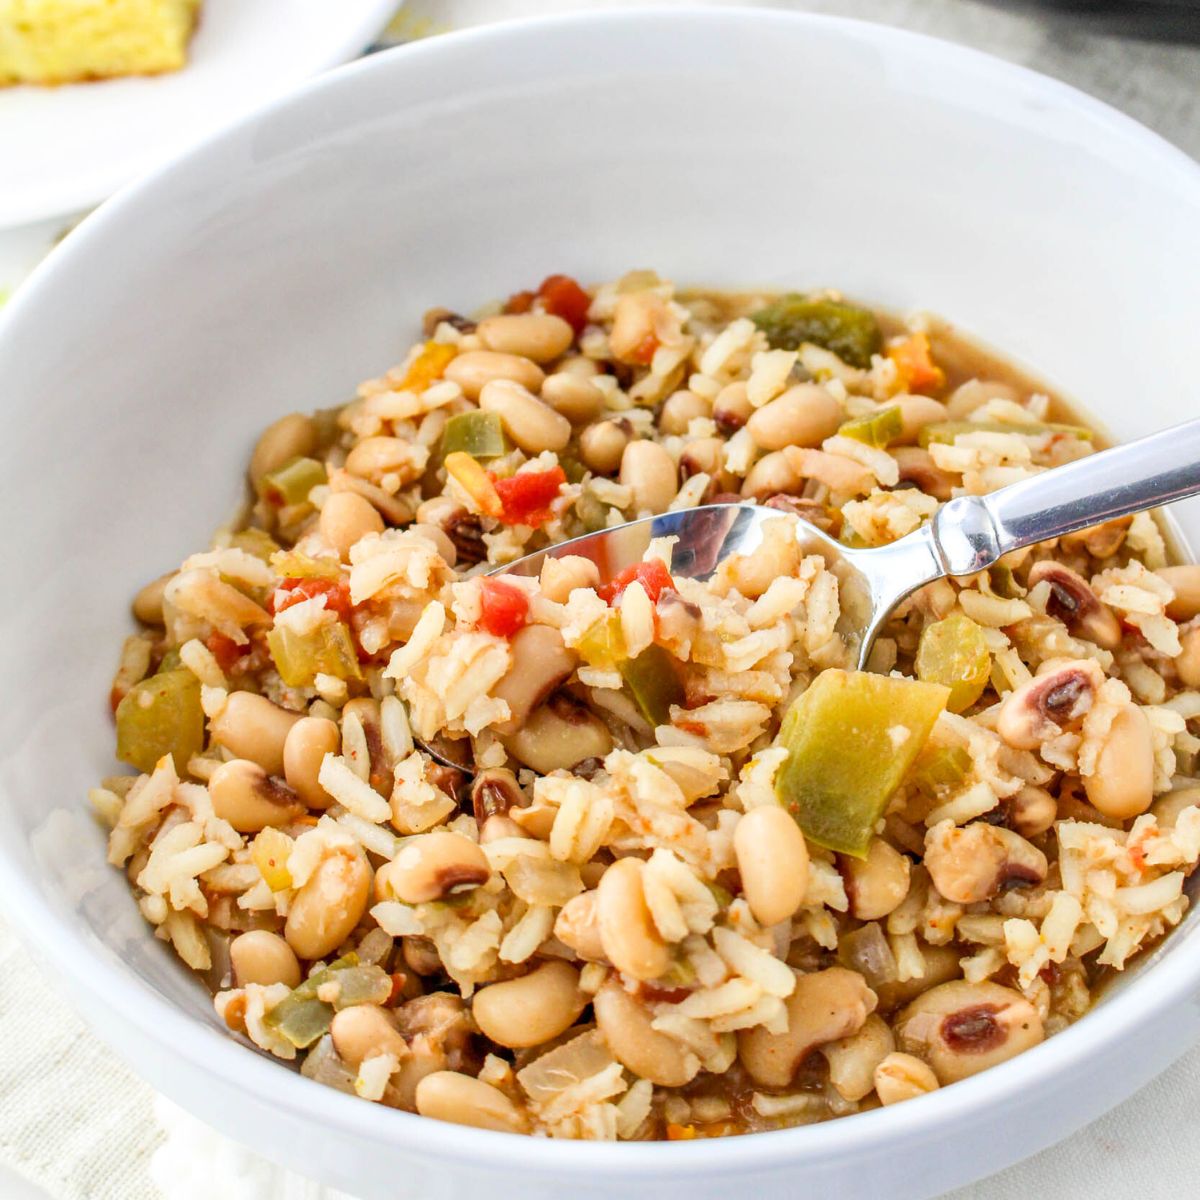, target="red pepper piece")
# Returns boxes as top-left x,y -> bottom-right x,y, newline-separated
478,578 -> 530,638
597,559 -> 675,605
